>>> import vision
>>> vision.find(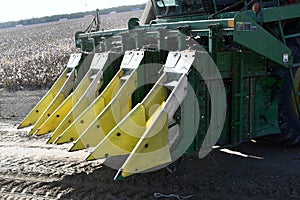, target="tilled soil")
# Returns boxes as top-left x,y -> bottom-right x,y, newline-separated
1,89 -> 300,199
